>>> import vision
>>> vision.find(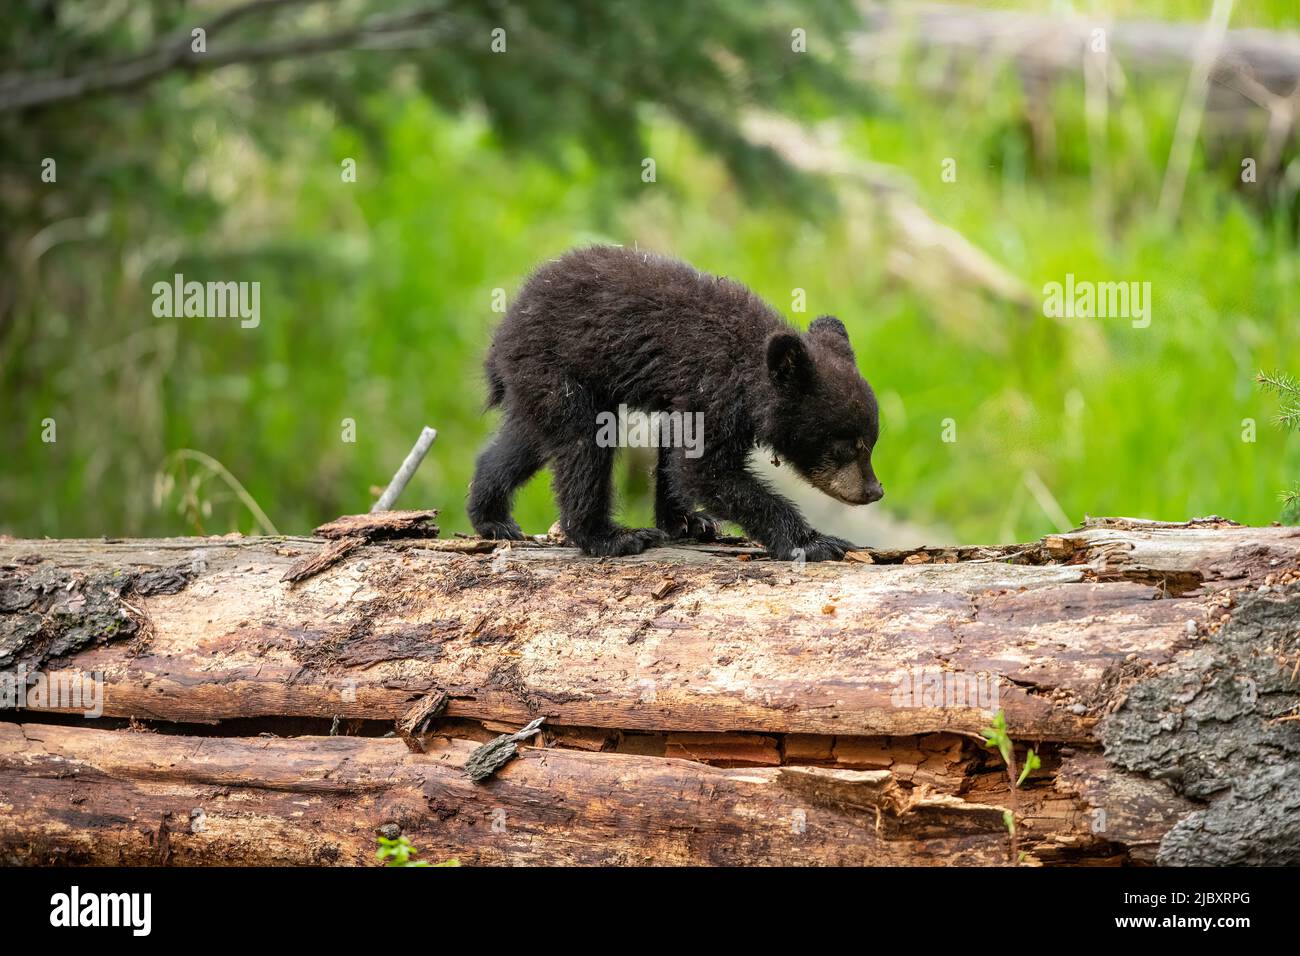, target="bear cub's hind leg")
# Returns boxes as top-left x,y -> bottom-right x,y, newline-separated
468,415 -> 543,541
552,437 -> 666,556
